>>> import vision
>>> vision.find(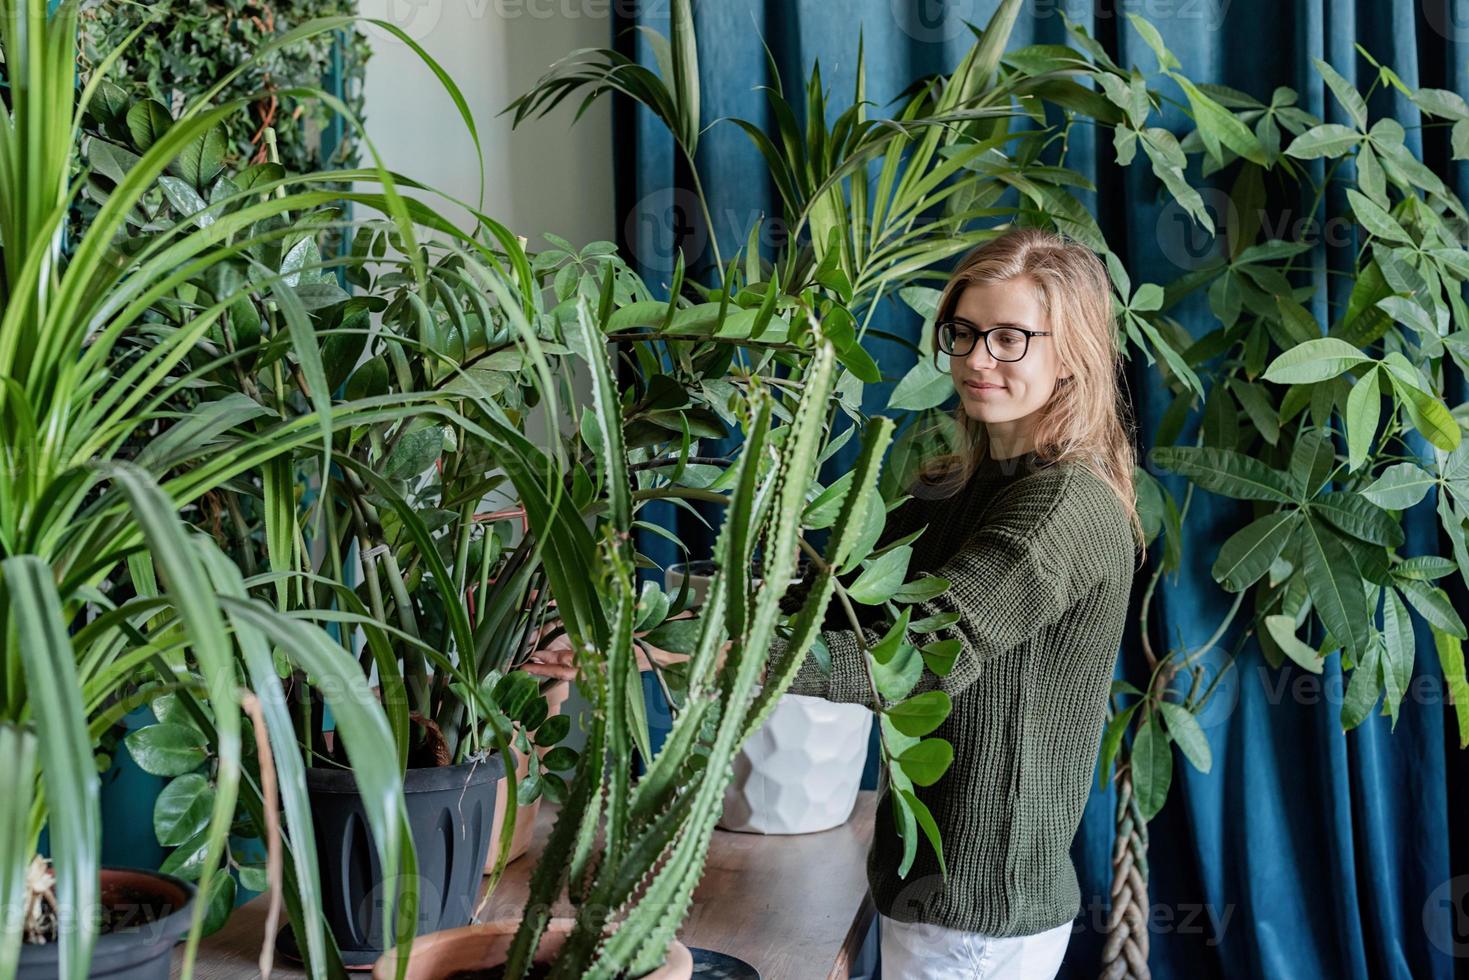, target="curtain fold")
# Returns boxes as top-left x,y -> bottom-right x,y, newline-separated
614,3 -> 1468,977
